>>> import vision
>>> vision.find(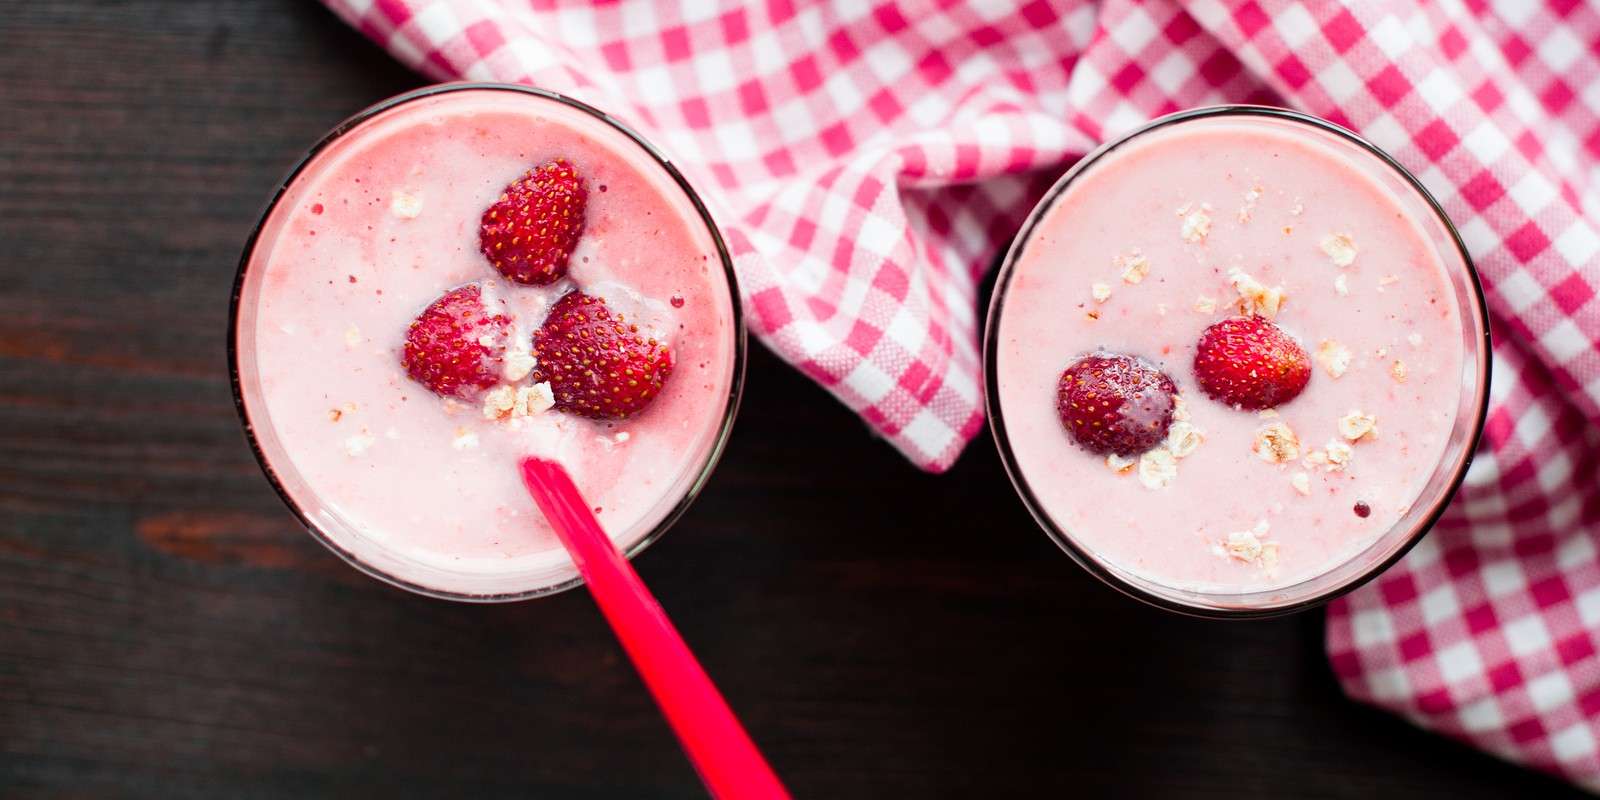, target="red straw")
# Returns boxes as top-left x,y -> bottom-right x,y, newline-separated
518,457 -> 789,800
